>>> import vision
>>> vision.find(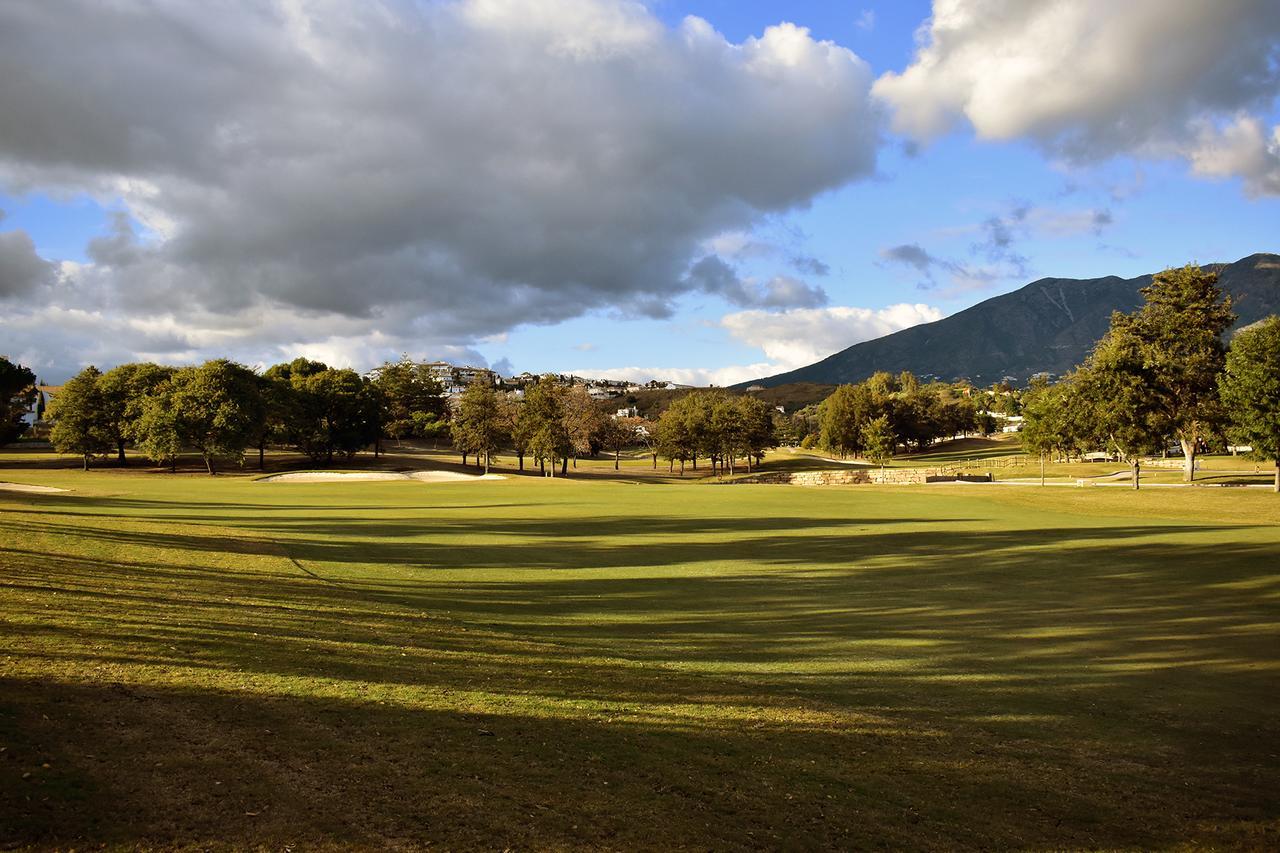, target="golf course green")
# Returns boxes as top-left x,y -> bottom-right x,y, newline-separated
2,468 -> 1278,849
